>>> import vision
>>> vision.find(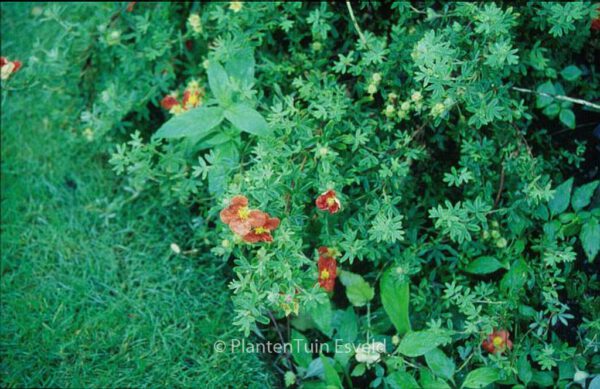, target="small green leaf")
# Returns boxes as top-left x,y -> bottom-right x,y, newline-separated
153,106 -> 224,139
224,103 -> 270,136
461,367 -> 500,388
380,269 -> 411,335
339,271 -> 374,307
320,354 -> 342,388
580,218 -> 599,262
536,81 -> 556,108
351,363 -> 366,377
542,103 -> 560,117
549,177 -> 574,216
207,61 -> 231,105
397,329 -> 453,357
386,371 -> 421,389
571,180 -> 599,211
425,348 -> 455,381
560,65 -> 582,82
465,256 -> 506,275
559,109 -> 575,129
